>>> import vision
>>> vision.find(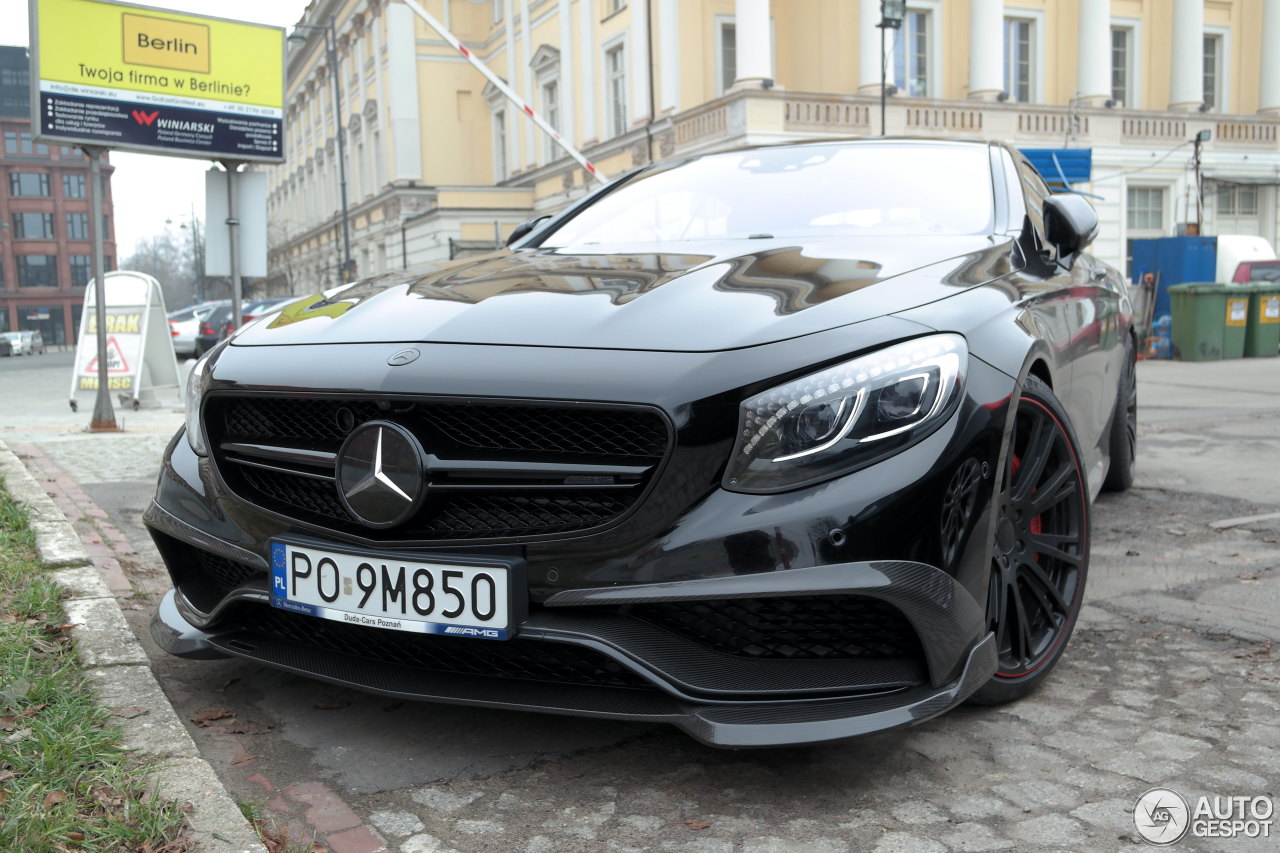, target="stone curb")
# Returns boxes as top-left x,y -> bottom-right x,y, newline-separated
0,440 -> 267,853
